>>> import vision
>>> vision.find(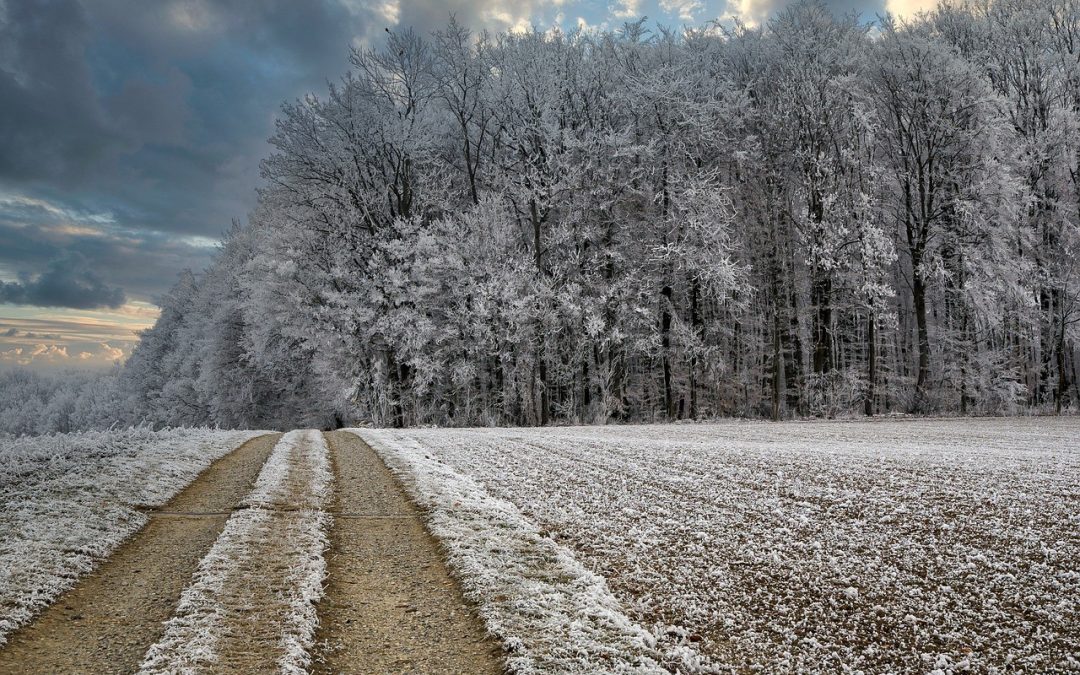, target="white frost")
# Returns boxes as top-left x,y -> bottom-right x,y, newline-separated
357,428 -> 683,674
356,418 -> 1079,674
